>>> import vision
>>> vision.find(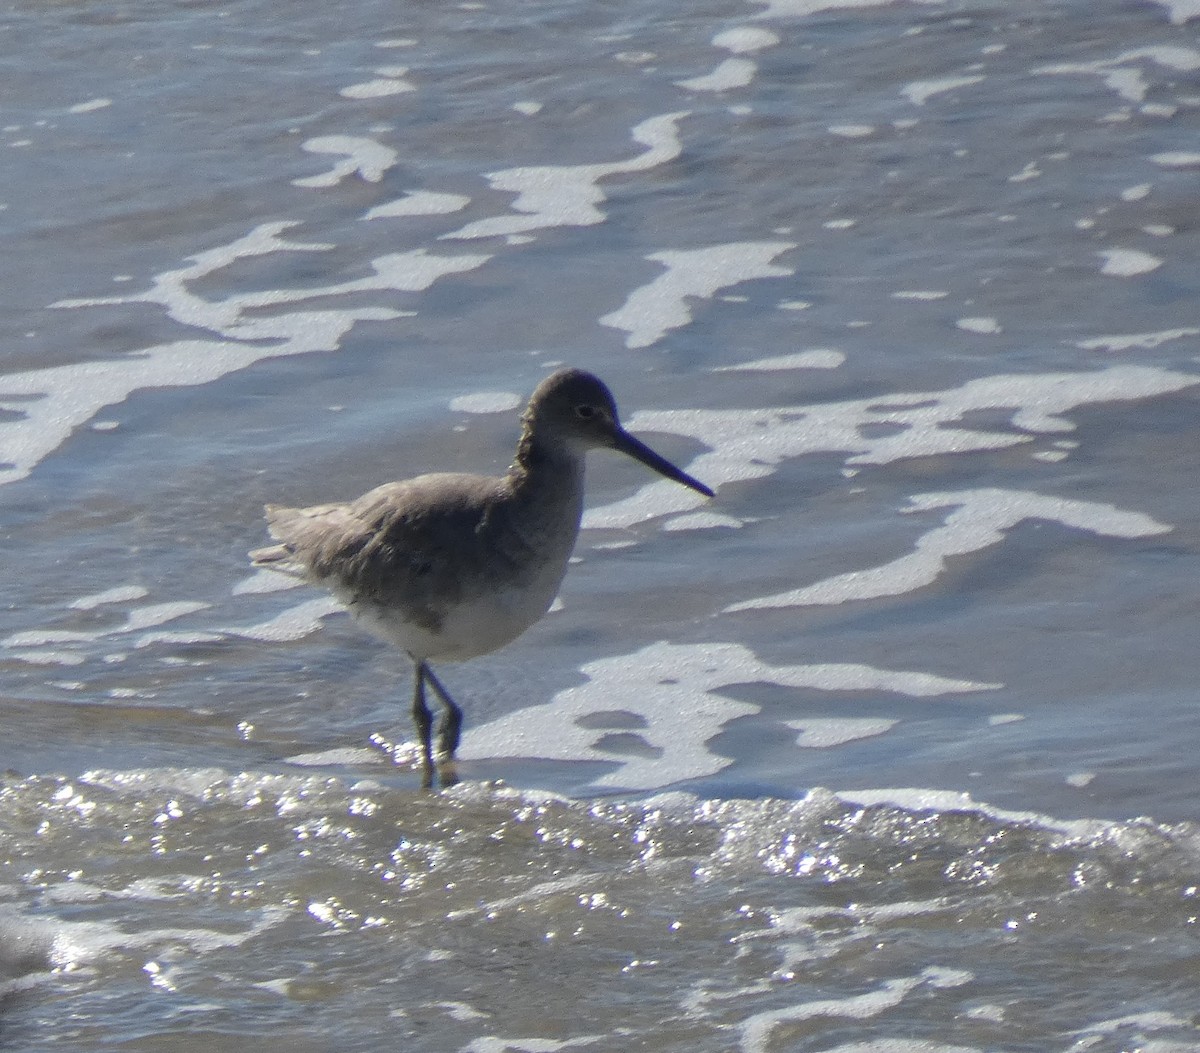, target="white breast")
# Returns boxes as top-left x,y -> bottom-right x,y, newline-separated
345,541 -> 572,663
